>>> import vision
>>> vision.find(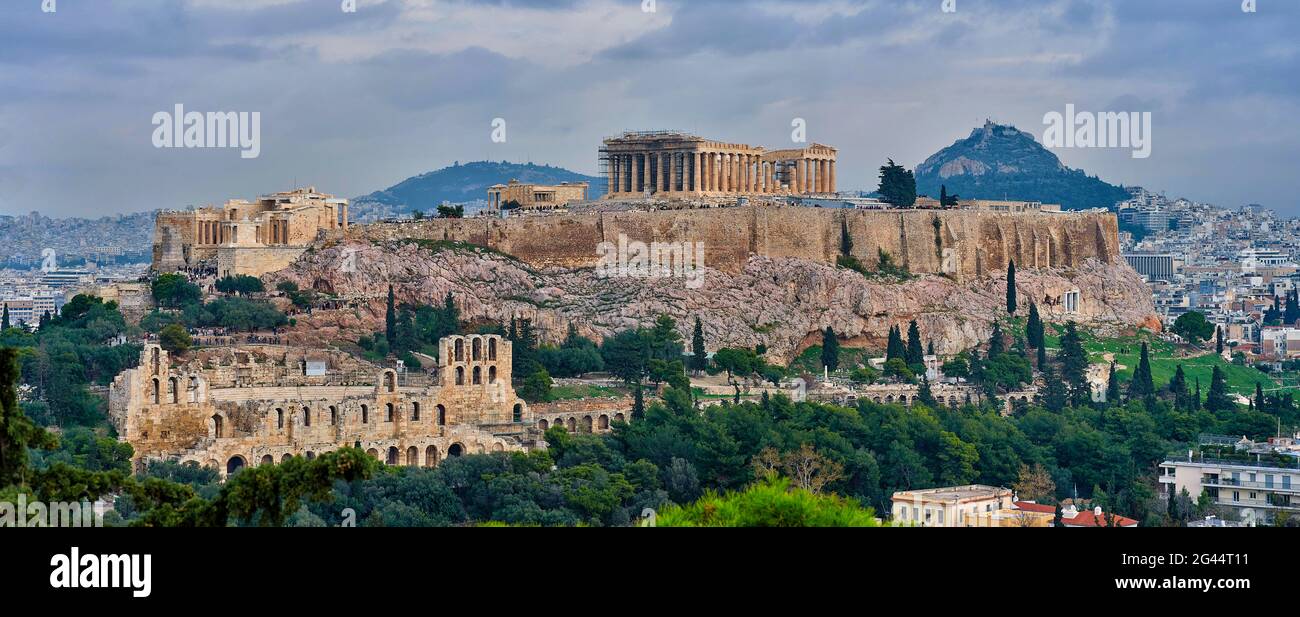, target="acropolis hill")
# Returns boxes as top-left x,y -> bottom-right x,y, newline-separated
353,204 -> 1120,281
